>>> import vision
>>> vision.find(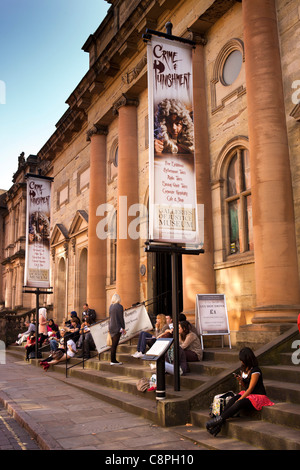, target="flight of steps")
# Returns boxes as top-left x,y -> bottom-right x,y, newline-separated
175,330 -> 300,450
6,325 -> 300,450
